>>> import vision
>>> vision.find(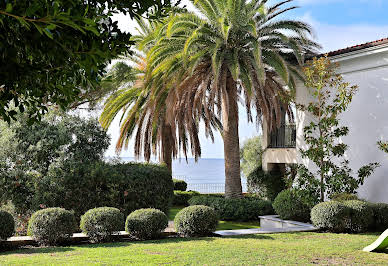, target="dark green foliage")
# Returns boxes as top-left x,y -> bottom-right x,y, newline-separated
240,136 -> 263,177
173,179 -> 187,191
368,203 -> 388,232
37,161 -> 174,220
343,200 -> 374,233
311,201 -> 350,232
173,191 -> 200,206
80,207 -> 124,243
27,208 -> 76,246
0,210 -> 15,240
188,195 -> 274,221
331,193 -> 359,202
125,208 -> 168,240
273,190 -> 317,222
247,166 -> 286,201
0,0 -> 179,123
174,205 -> 218,237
